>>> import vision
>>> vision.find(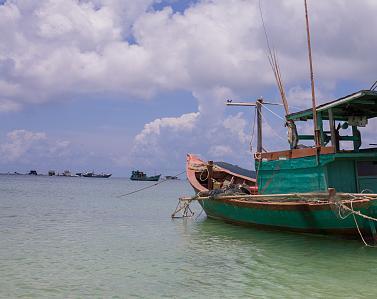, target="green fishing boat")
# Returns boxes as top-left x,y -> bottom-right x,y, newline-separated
180,1 -> 377,244
186,90 -> 377,242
